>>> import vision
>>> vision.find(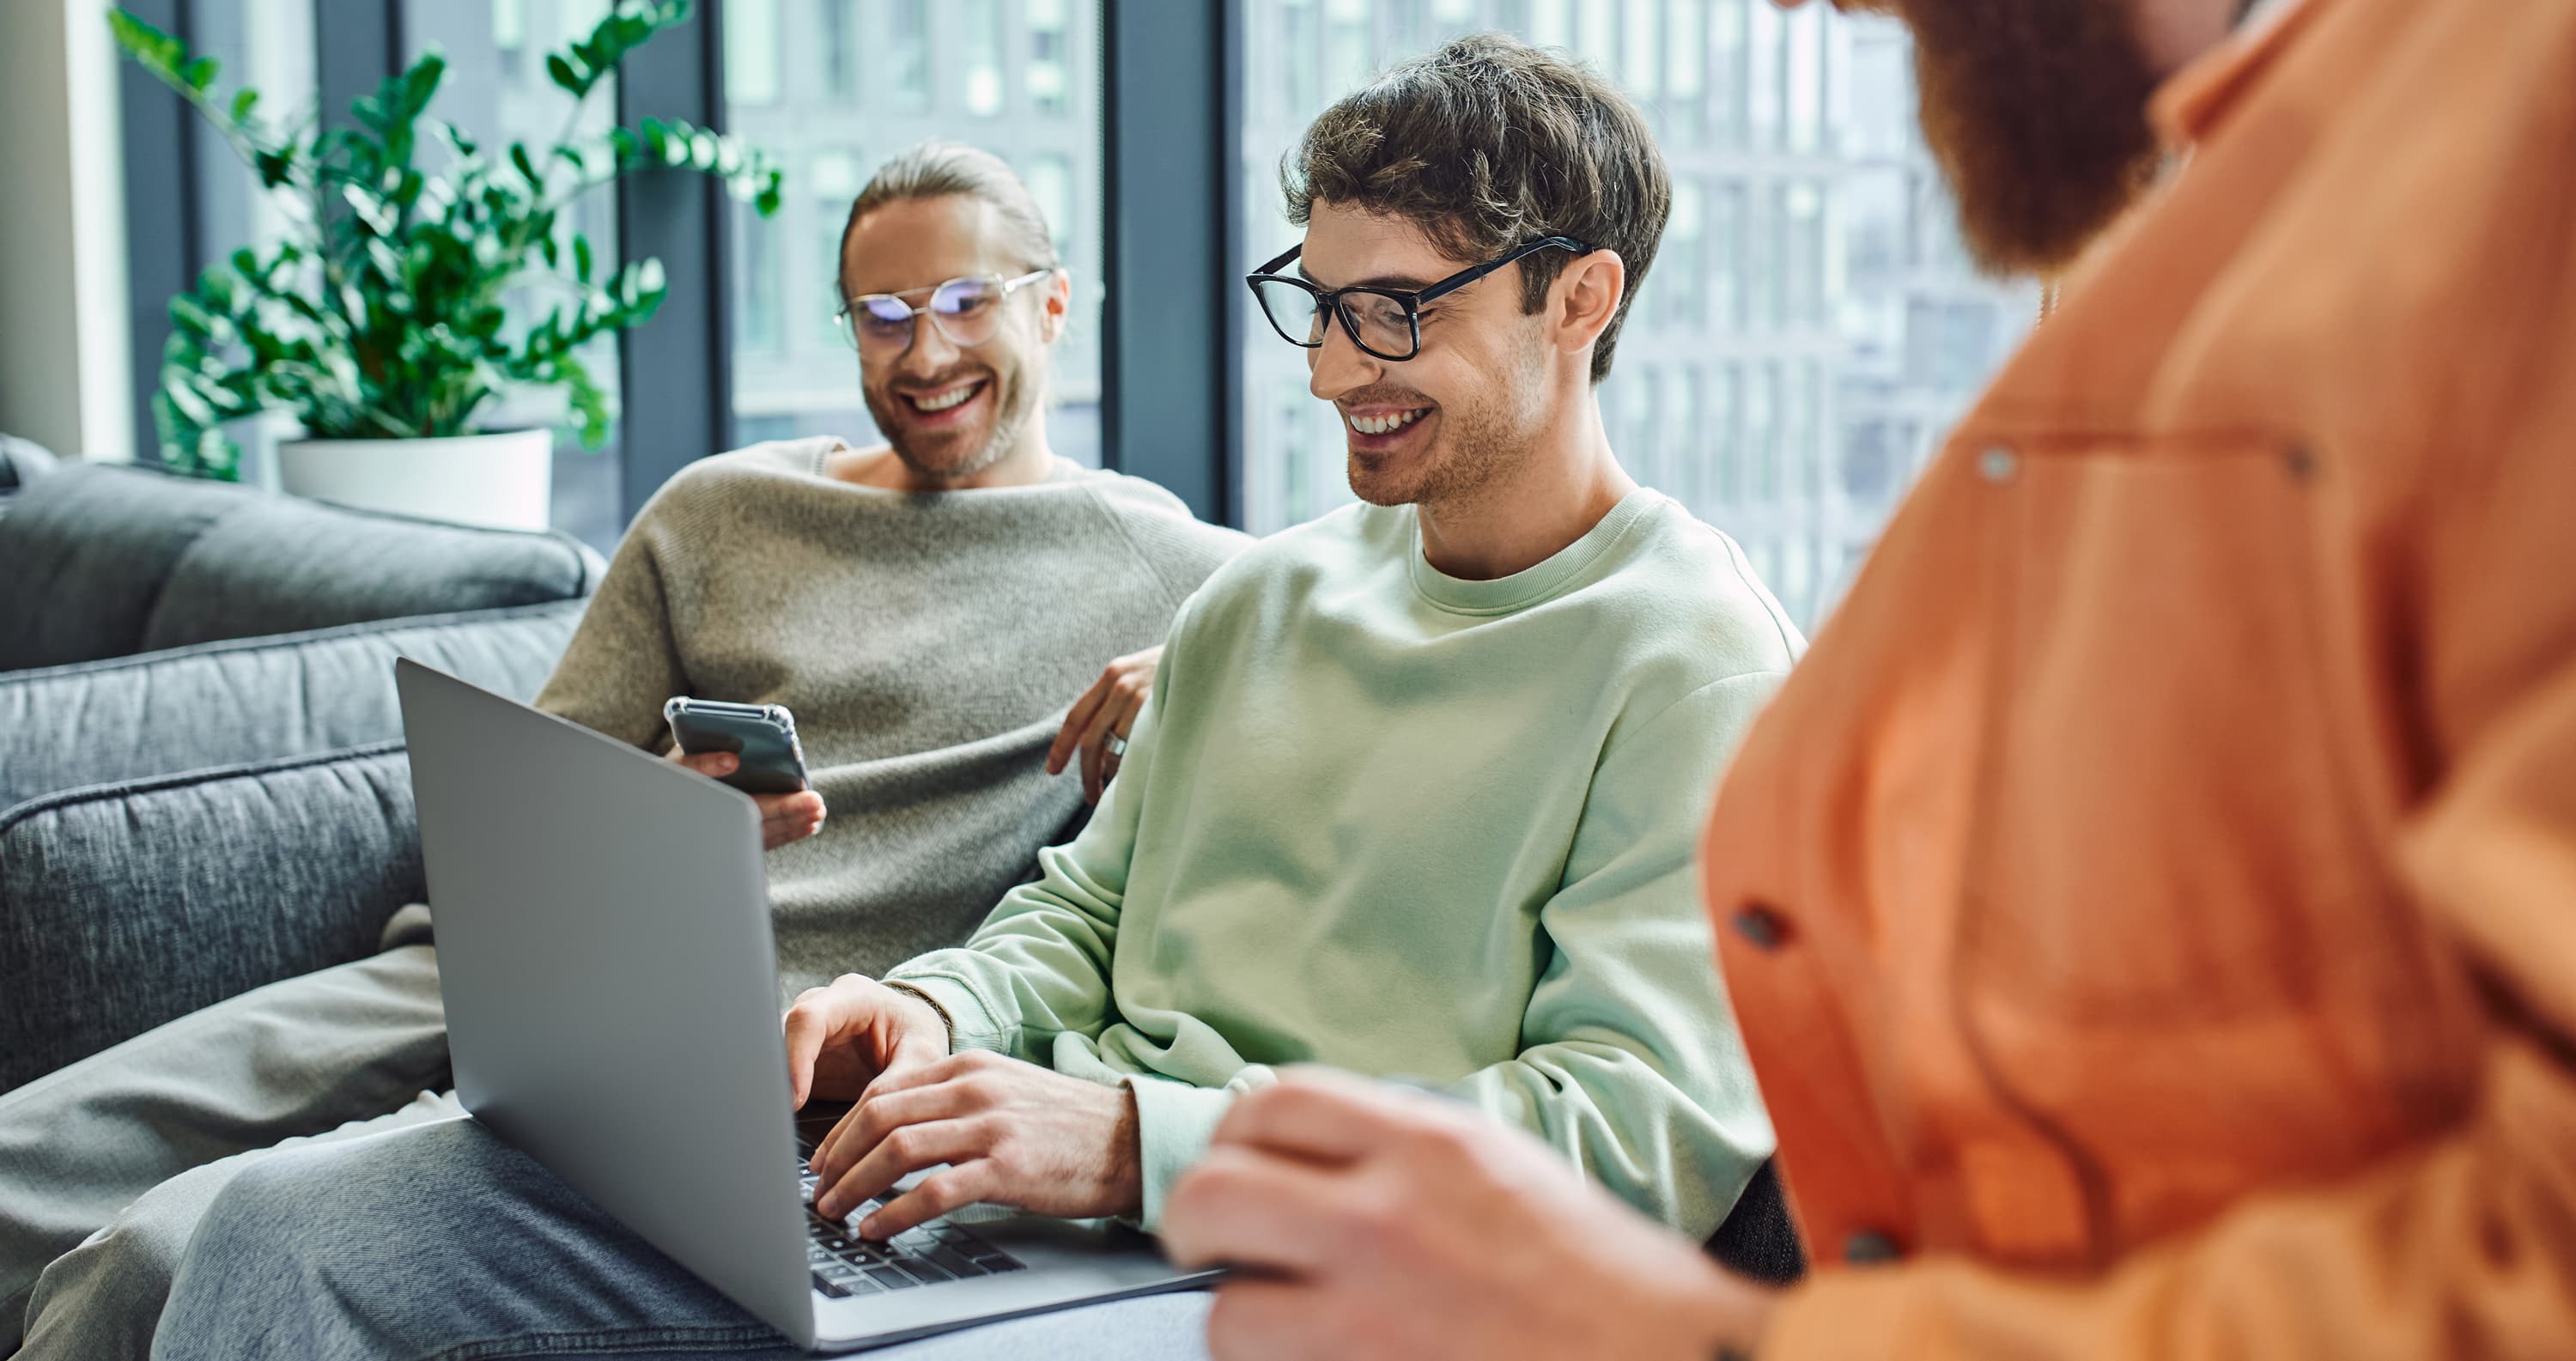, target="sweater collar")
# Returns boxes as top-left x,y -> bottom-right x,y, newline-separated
1406,488 -> 1663,617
